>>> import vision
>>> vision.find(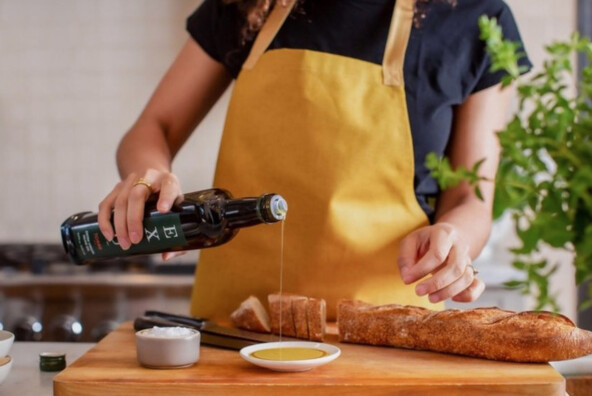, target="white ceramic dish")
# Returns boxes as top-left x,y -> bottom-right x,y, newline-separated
135,327 -> 201,369
0,356 -> 13,385
550,354 -> 592,376
240,341 -> 341,372
0,331 -> 14,357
